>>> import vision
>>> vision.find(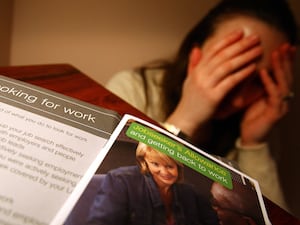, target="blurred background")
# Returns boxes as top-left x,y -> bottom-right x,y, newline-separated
0,0 -> 219,85
0,0 -> 299,218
